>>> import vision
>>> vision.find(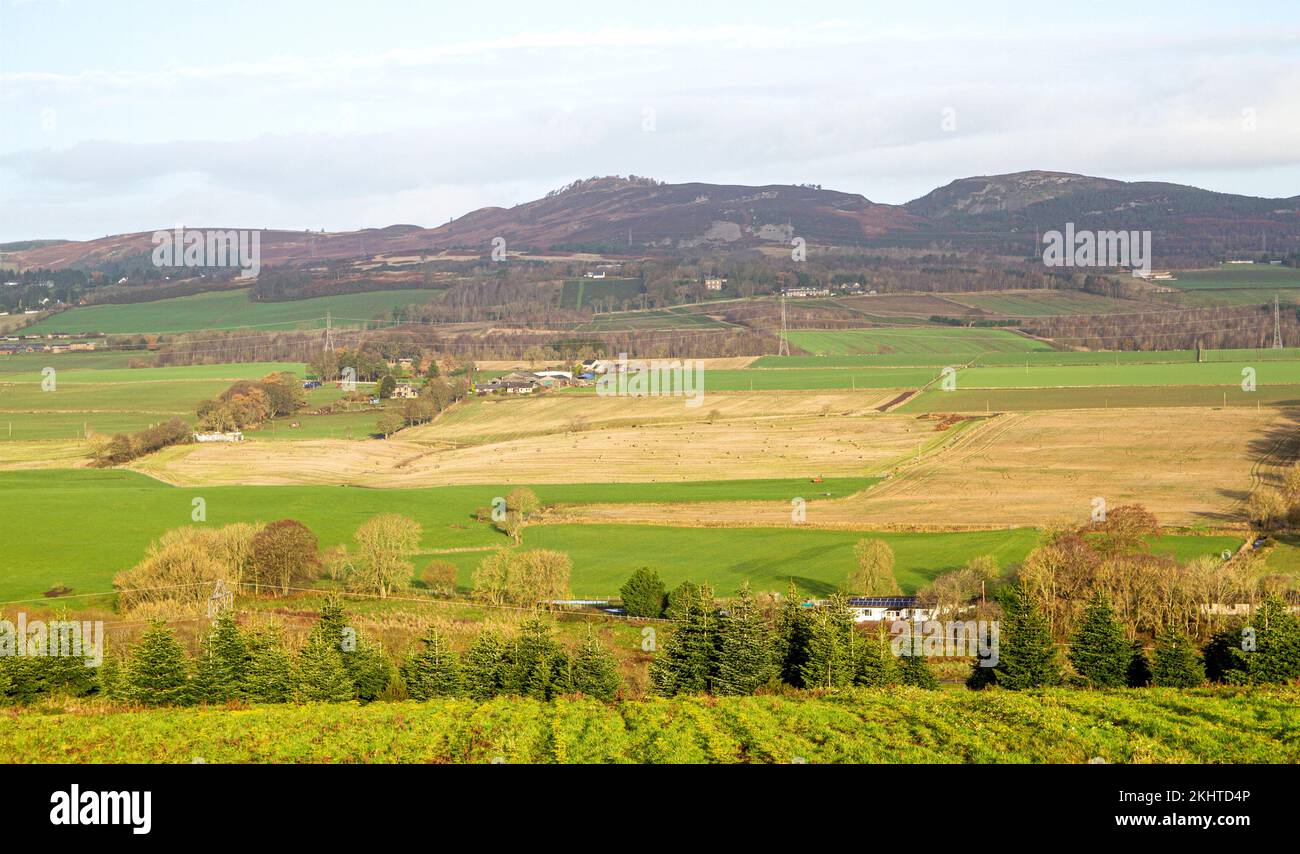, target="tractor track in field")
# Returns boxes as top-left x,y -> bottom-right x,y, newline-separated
1236,419 -> 1300,518
867,413 -> 1025,501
